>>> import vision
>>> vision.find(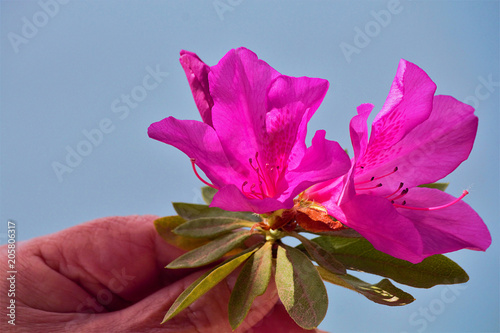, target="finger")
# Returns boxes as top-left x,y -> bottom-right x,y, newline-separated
25,215 -> 197,309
